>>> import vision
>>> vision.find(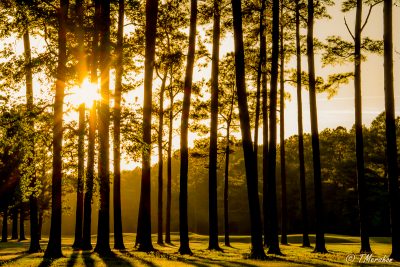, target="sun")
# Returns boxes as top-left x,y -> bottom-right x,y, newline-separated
68,78 -> 100,108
